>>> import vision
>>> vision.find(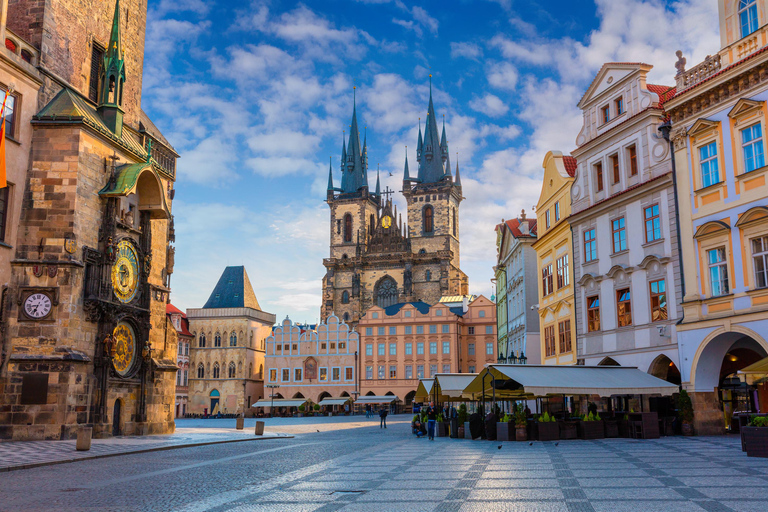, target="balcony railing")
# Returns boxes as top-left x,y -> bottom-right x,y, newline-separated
676,54 -> 721,92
